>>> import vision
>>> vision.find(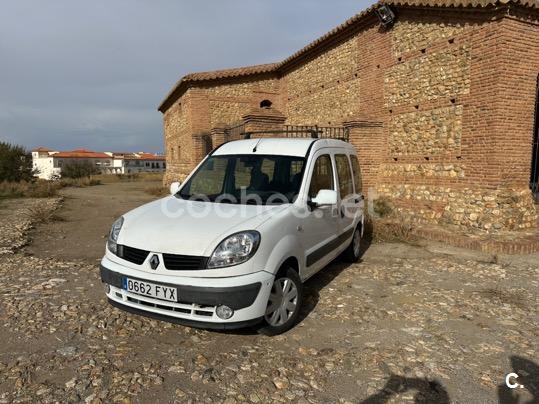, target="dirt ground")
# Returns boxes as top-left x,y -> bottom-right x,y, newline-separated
0,181 -> 538,403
